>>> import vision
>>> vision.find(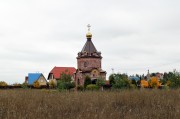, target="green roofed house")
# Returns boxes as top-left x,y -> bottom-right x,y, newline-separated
26,73 -> 47,87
